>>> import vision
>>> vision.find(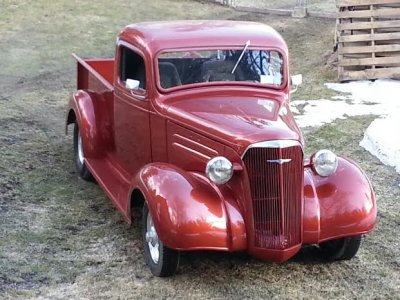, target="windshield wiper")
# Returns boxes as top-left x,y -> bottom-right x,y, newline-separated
231,40 -> 250,74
